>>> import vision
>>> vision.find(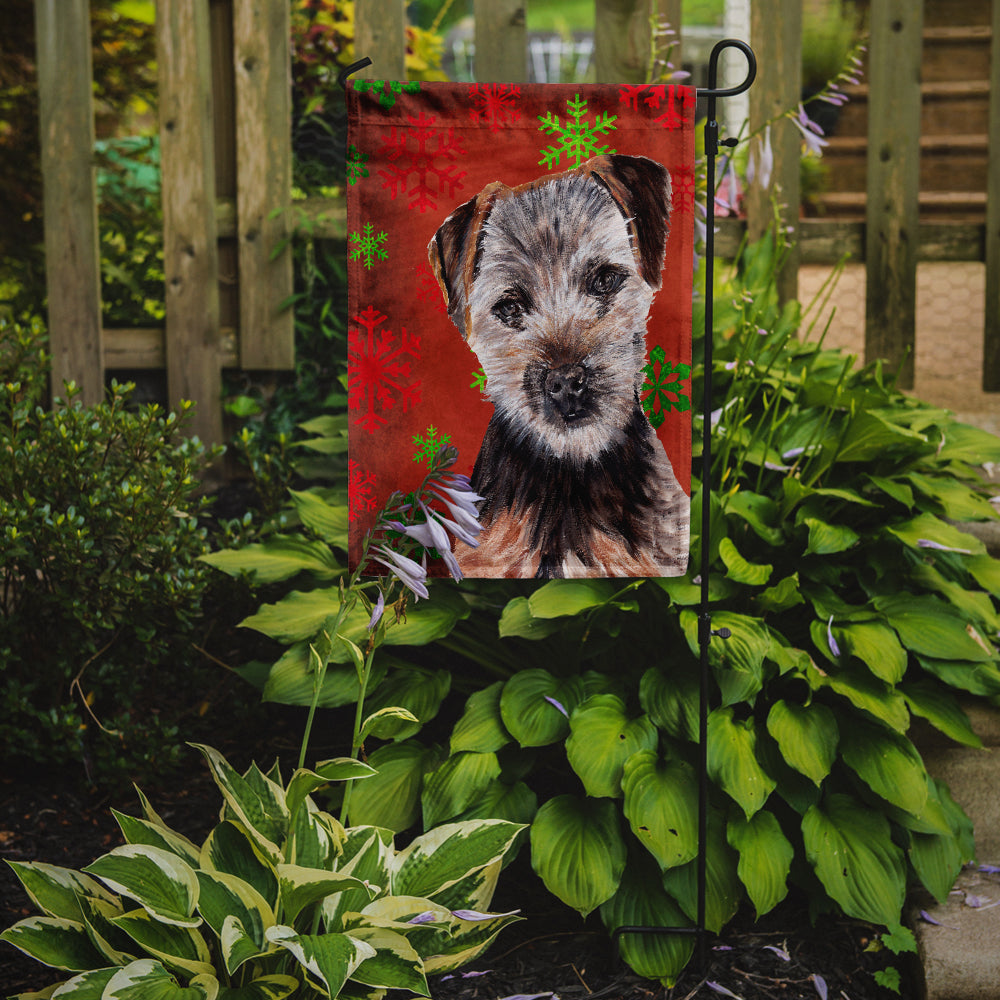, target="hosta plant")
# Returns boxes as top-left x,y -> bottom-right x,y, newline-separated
1,744 -> 523,999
